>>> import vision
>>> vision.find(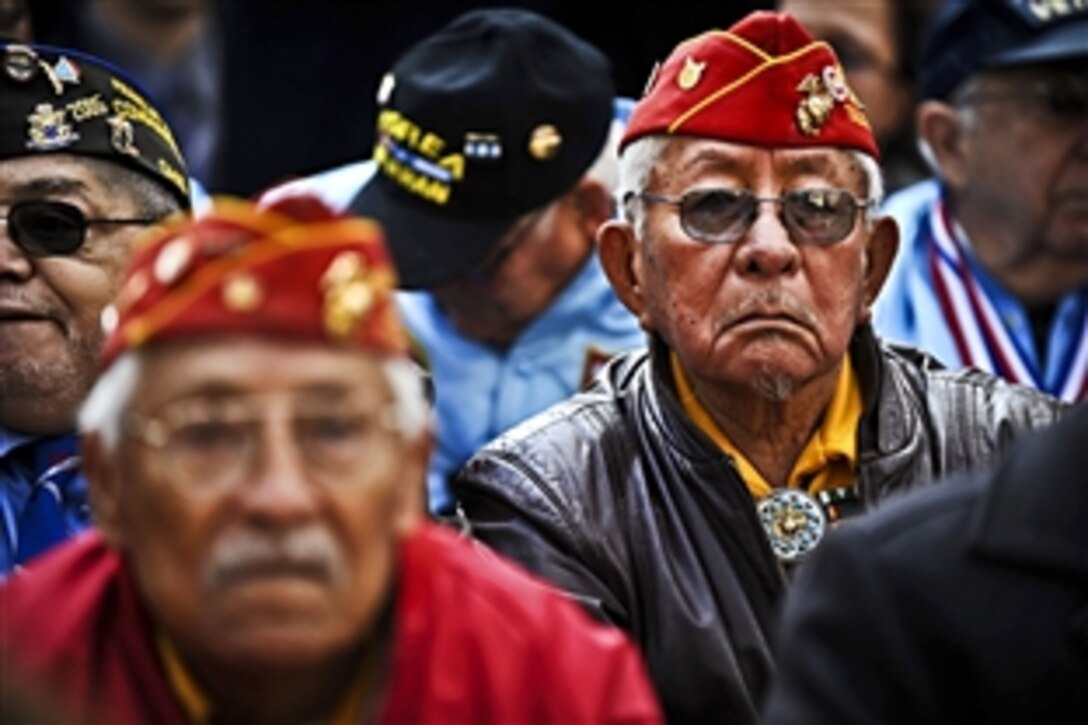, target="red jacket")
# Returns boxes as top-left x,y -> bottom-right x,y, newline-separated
1,524 -> 662,724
